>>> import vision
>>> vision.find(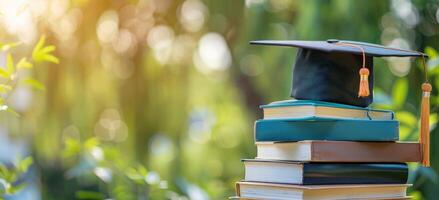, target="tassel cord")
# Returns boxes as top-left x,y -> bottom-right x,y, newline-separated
334,42 -> 370,97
